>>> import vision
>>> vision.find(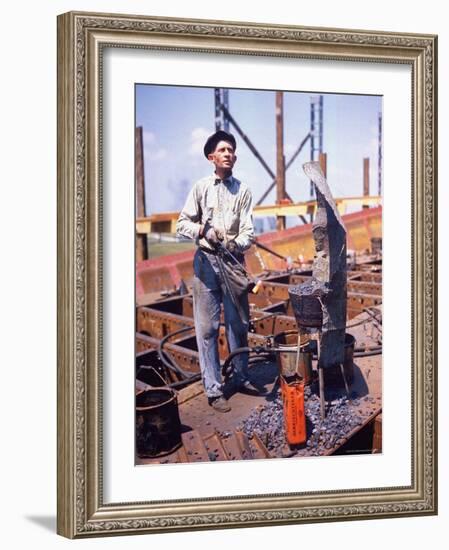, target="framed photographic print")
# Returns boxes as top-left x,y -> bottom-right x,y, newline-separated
57,11 -> 437,538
